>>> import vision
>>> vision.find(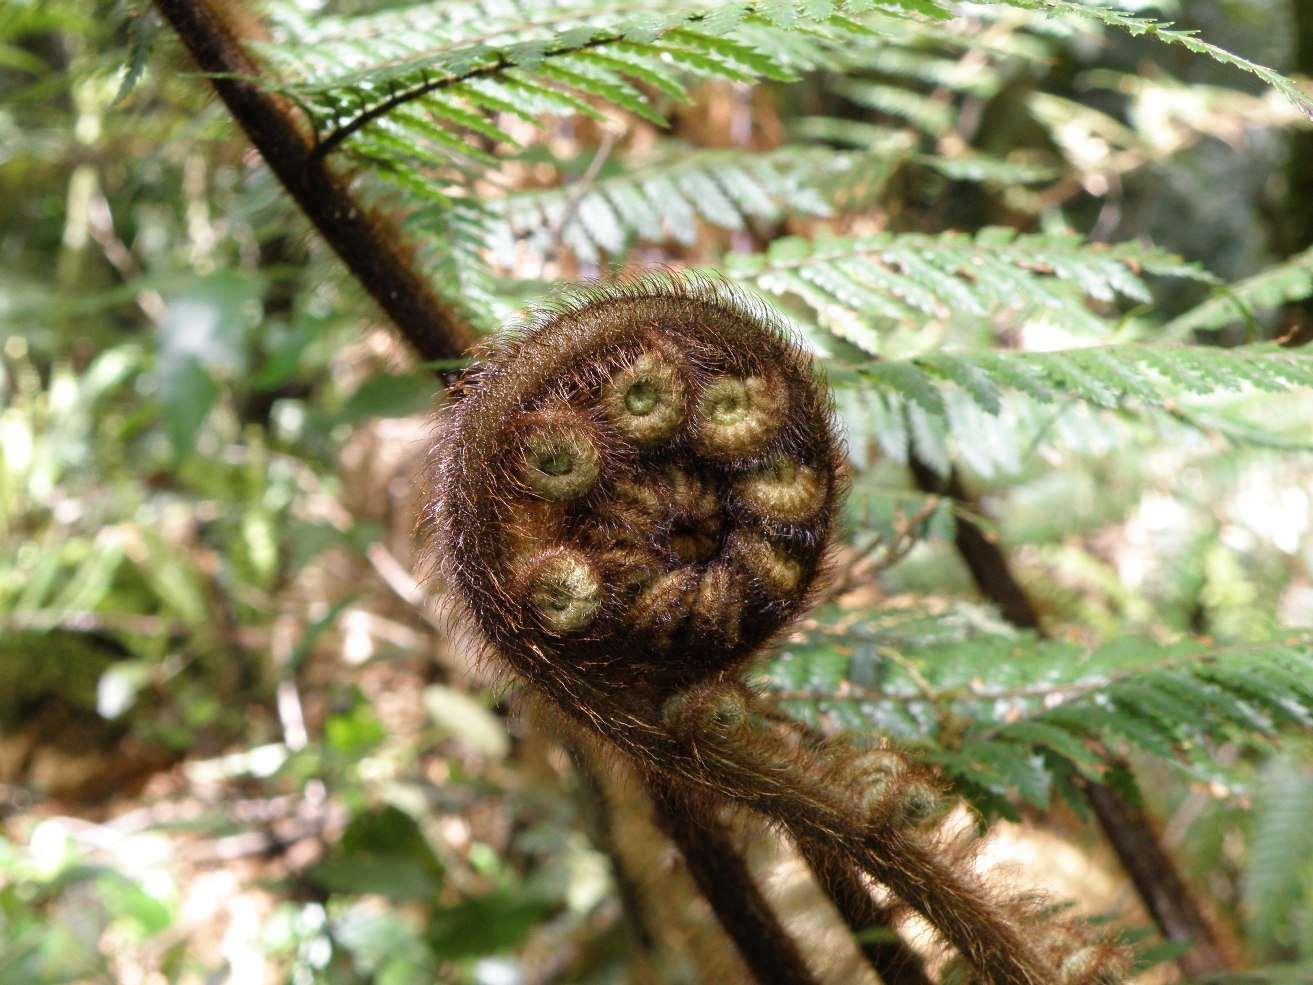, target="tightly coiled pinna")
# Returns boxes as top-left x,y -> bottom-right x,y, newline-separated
423,275 -> 844,700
